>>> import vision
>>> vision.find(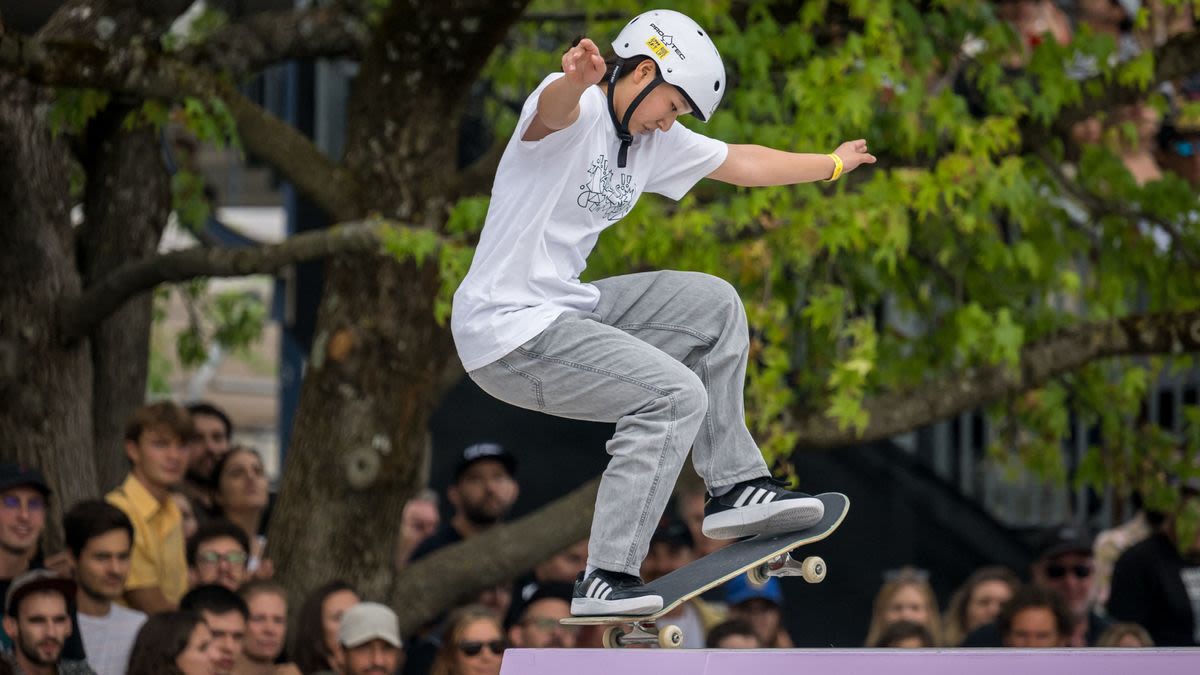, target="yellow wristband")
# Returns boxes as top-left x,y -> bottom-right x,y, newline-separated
825,153 -> 844,182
